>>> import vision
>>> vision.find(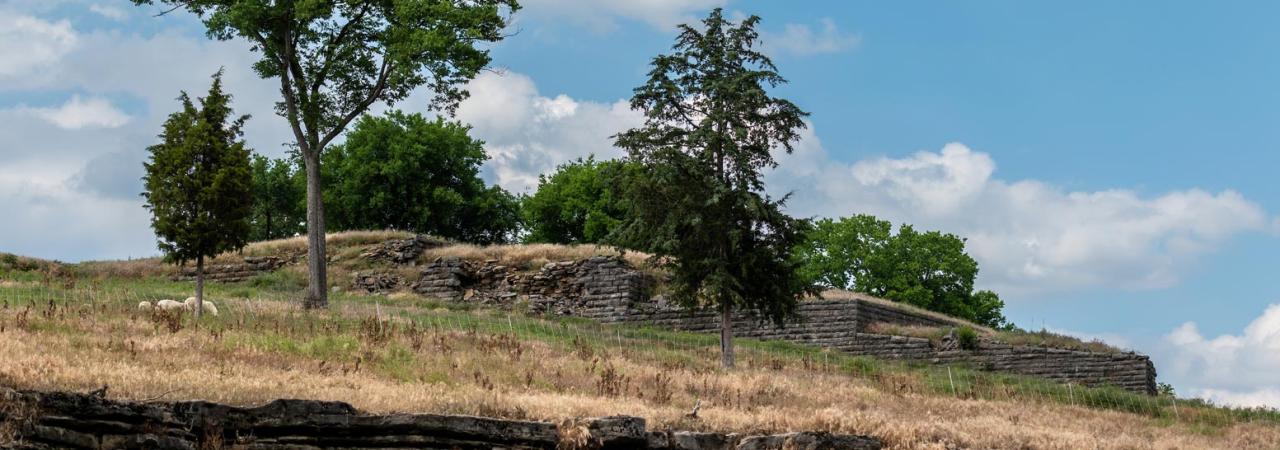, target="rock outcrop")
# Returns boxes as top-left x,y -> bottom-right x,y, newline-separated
0,388 -> 882,450
359,234 -> 446,265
